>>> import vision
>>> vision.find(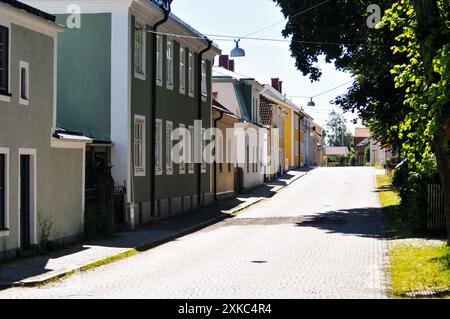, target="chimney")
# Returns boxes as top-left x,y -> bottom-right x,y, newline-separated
228,60 -> 235,72
219,55 -> 230,70
272,78 -> 282,93
279,81 -> 283,94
